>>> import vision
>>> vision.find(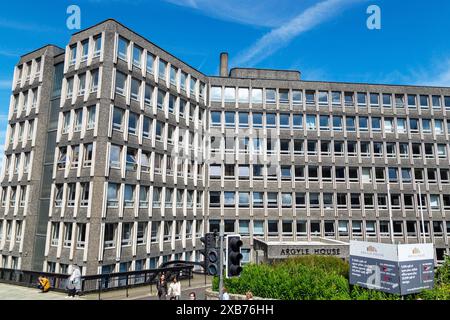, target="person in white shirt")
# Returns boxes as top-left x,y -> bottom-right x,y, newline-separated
222,287 -> 230,300
168,276 -> 181,300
